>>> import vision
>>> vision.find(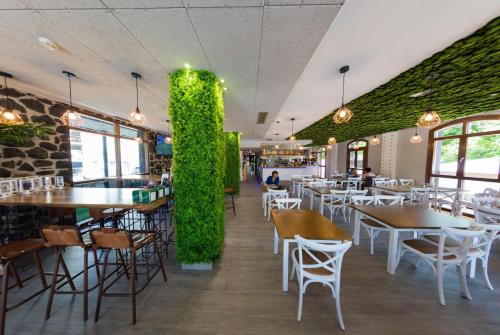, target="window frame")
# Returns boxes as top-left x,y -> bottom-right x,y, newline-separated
346,139 -> 368,175
425,114 -> 500,187
68,112 -> 149,184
